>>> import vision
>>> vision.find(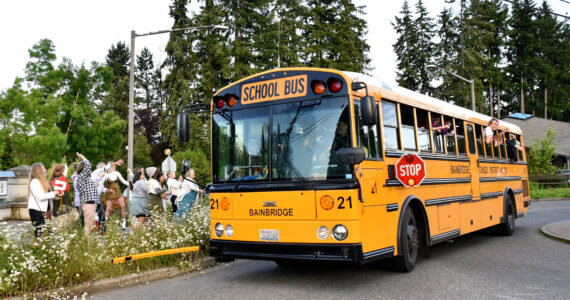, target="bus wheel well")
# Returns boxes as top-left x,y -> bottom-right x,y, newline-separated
398,197 -> 429,252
